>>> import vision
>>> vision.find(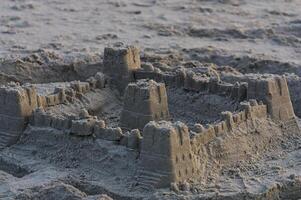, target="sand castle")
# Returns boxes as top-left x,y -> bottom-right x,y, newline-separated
0,44 -> 299,193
